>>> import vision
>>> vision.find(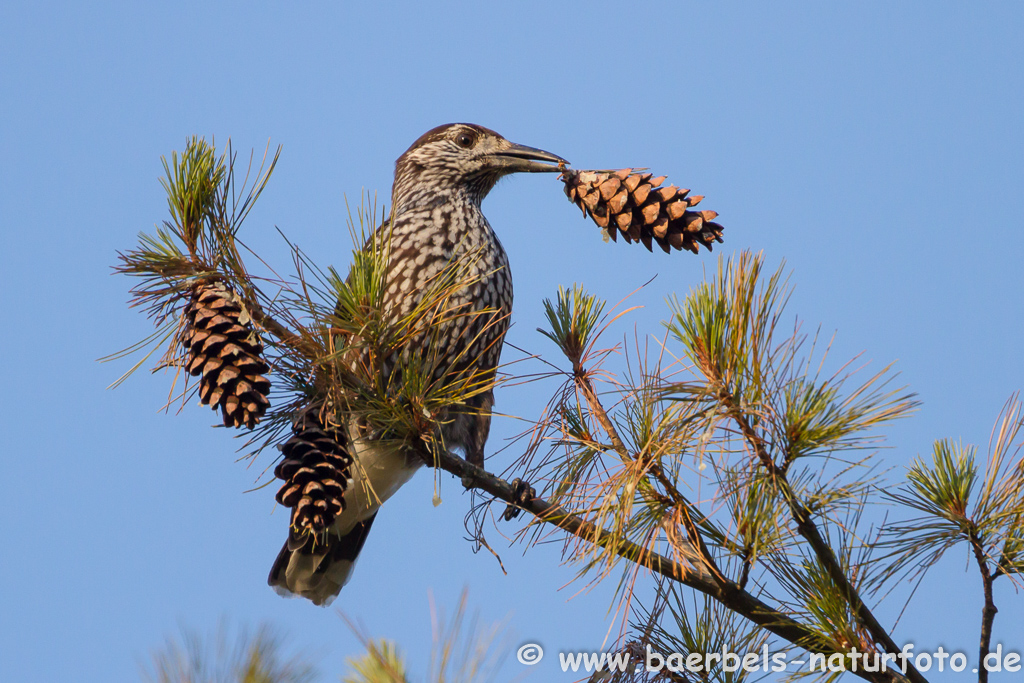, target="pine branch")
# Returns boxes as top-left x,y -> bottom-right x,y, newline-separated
723,392 -> 926,683
577,365 -> 731,589
426,446 -> 909,683
540,285 -> 734,589
967,525 -> 998,683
